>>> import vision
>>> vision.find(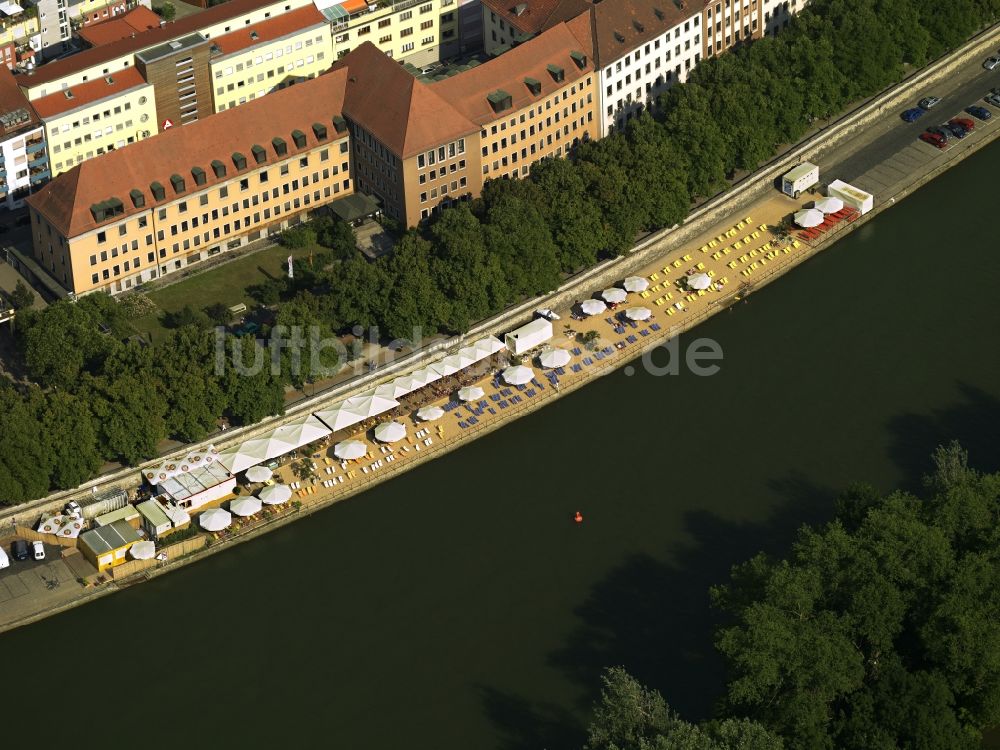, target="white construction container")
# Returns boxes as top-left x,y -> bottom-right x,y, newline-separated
505,317 -> 553,355
827,179 -> 873,215
781,162 -> 819,198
